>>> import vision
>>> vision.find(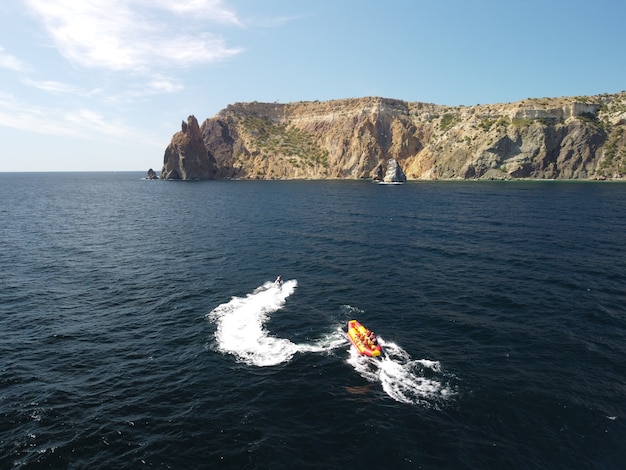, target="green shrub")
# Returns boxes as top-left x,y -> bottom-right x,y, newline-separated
511,117 -> 534,127
479,119 -> 495,131
440,113 -> 461,132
